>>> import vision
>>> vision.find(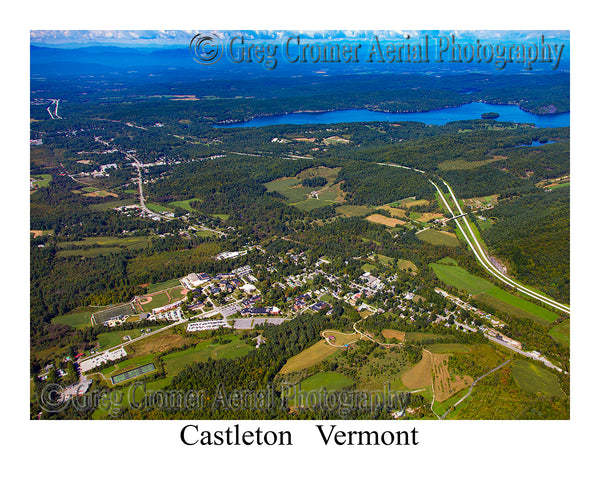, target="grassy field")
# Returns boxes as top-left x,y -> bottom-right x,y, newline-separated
162,335 -> 253,377
293,198 -> 336,211
366,213 -> 406,227
474,288 -> 559,325
97,328 -> 144,350
145,202 -> 174,213
299,371 -> 354,391
511,359 -> 565,398
431,260 -> 559,324
279,340 -> 337,374
137,291 -> 170,312
549,320 -> 570,347
58,236 -> 151,250
426,343 -> 473,354
51,307 -> 98,329
145,277 -> 183,293
128,329 -> 192,357
417,229 -> 460,247
31,174 -> 52,188
169,198 -> 203,211
336,205 -> 372,217
430,261 -> 495,294
401,350 -> 433,389
382,329 -> 406,342
322,331 -> 361,347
